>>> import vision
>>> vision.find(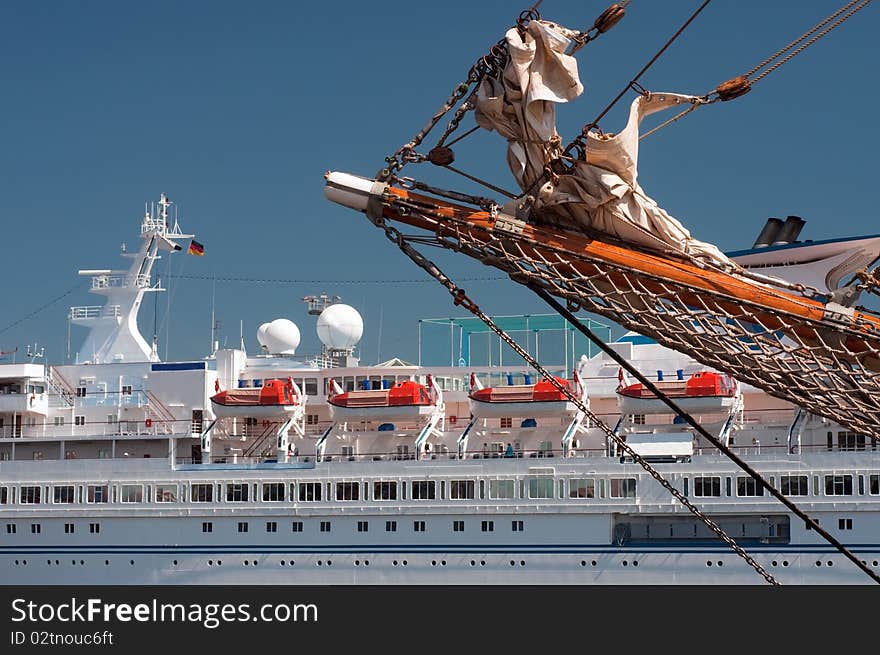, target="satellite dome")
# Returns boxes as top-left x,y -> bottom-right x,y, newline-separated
316,304 -> 363,349
257,318 -> 301,355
